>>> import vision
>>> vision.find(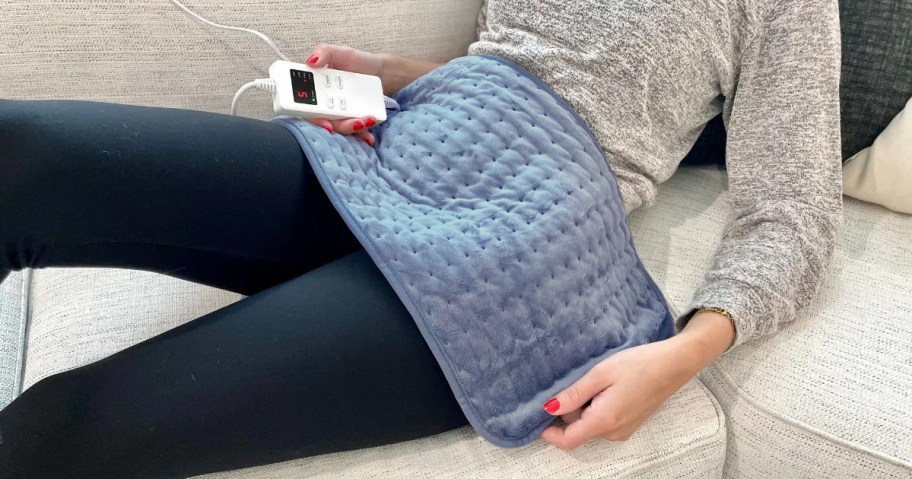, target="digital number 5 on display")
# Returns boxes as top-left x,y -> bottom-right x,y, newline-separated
291,69 -> 318,105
